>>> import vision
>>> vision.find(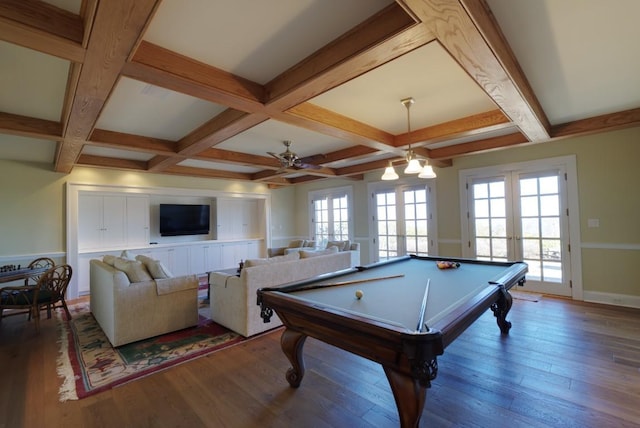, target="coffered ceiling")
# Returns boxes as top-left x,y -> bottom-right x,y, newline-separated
1,0 -> 639,186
